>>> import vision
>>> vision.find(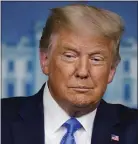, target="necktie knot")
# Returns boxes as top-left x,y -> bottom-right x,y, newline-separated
60,118 -> 82,144
63,118 -> 82,135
